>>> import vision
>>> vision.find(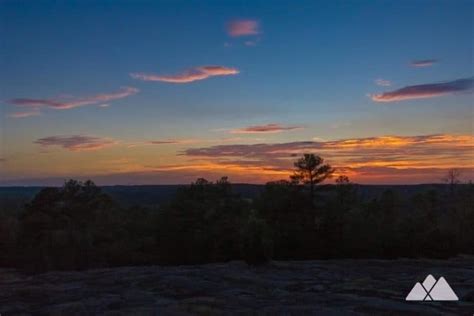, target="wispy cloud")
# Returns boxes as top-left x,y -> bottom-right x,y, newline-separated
127,137 -> 250,148
147,140 -> 184,145
8,87 -> 138,113
148,139 -> 198,145
227,19 -> 260,37
230,123 -> 304,134
375,78 -> 391,86
8,110 -> 41,118
370,77 -> 473,102
126,139 -> 201,148
410,59 -> 438,67
34,135 -> 117,152
130,65 -> 239,83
